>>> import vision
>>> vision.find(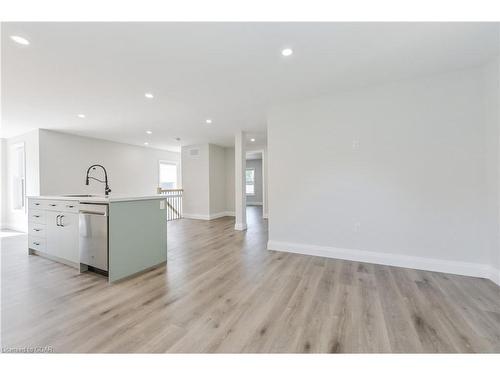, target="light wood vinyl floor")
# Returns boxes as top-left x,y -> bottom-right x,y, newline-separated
2,207 -> 500,353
